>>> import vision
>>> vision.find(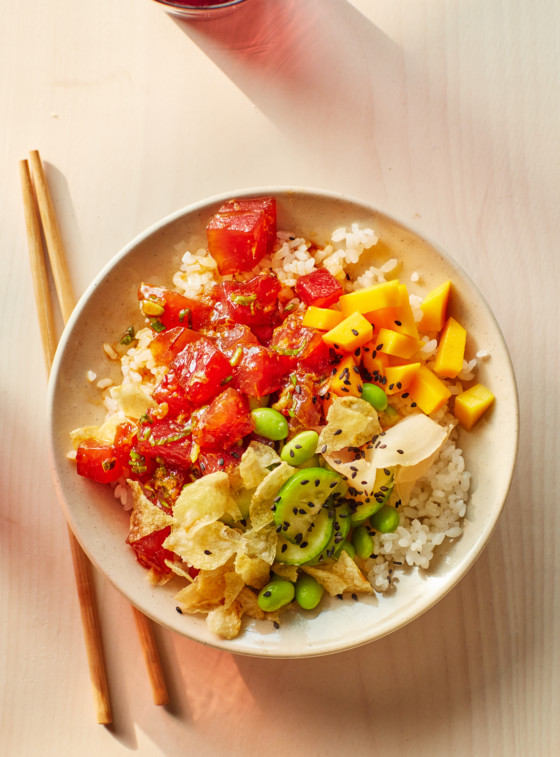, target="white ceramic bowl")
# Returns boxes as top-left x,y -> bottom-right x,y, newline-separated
47,188 -> 518,658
